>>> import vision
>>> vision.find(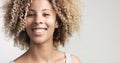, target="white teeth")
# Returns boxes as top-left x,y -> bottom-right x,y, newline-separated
33,29 -> 45,33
